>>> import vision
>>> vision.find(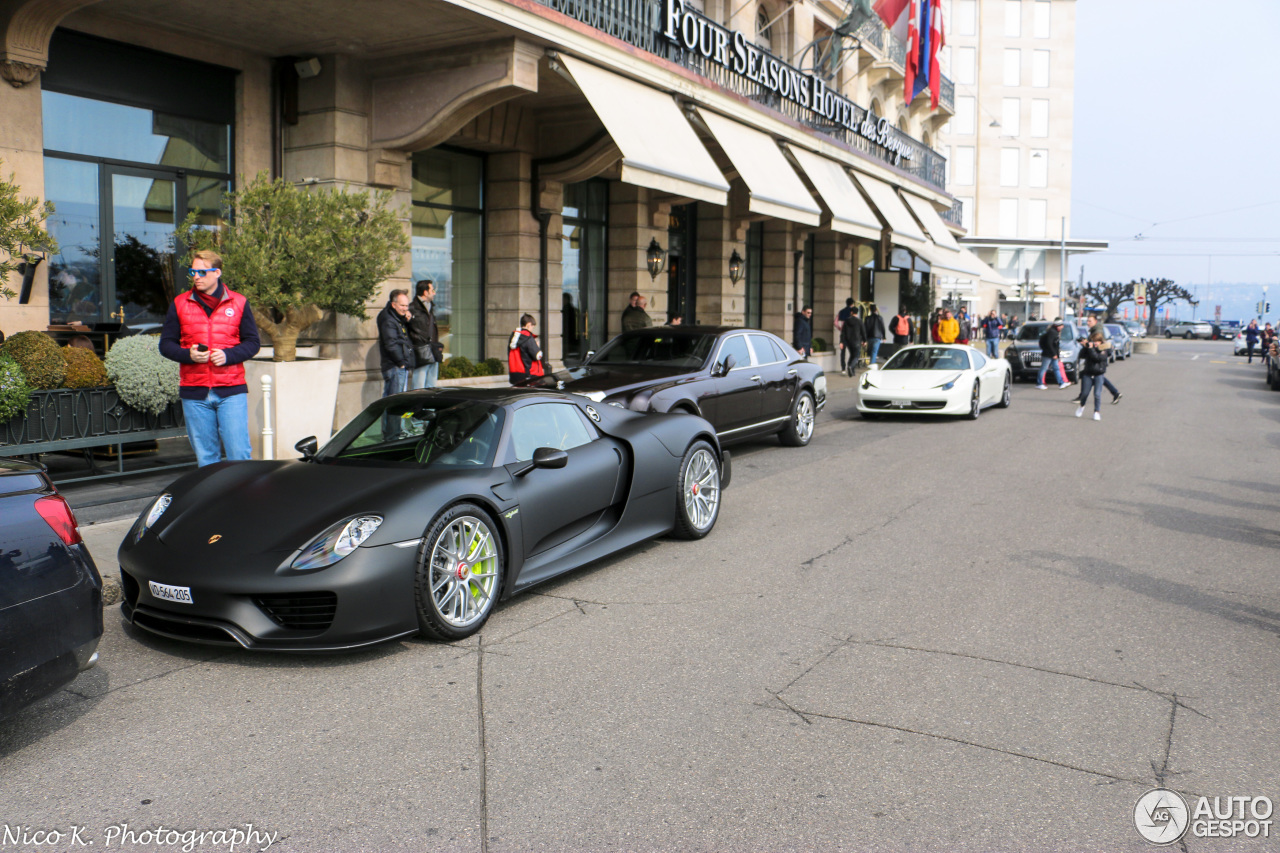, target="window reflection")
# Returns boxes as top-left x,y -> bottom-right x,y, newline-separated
44,157 -> 101,325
